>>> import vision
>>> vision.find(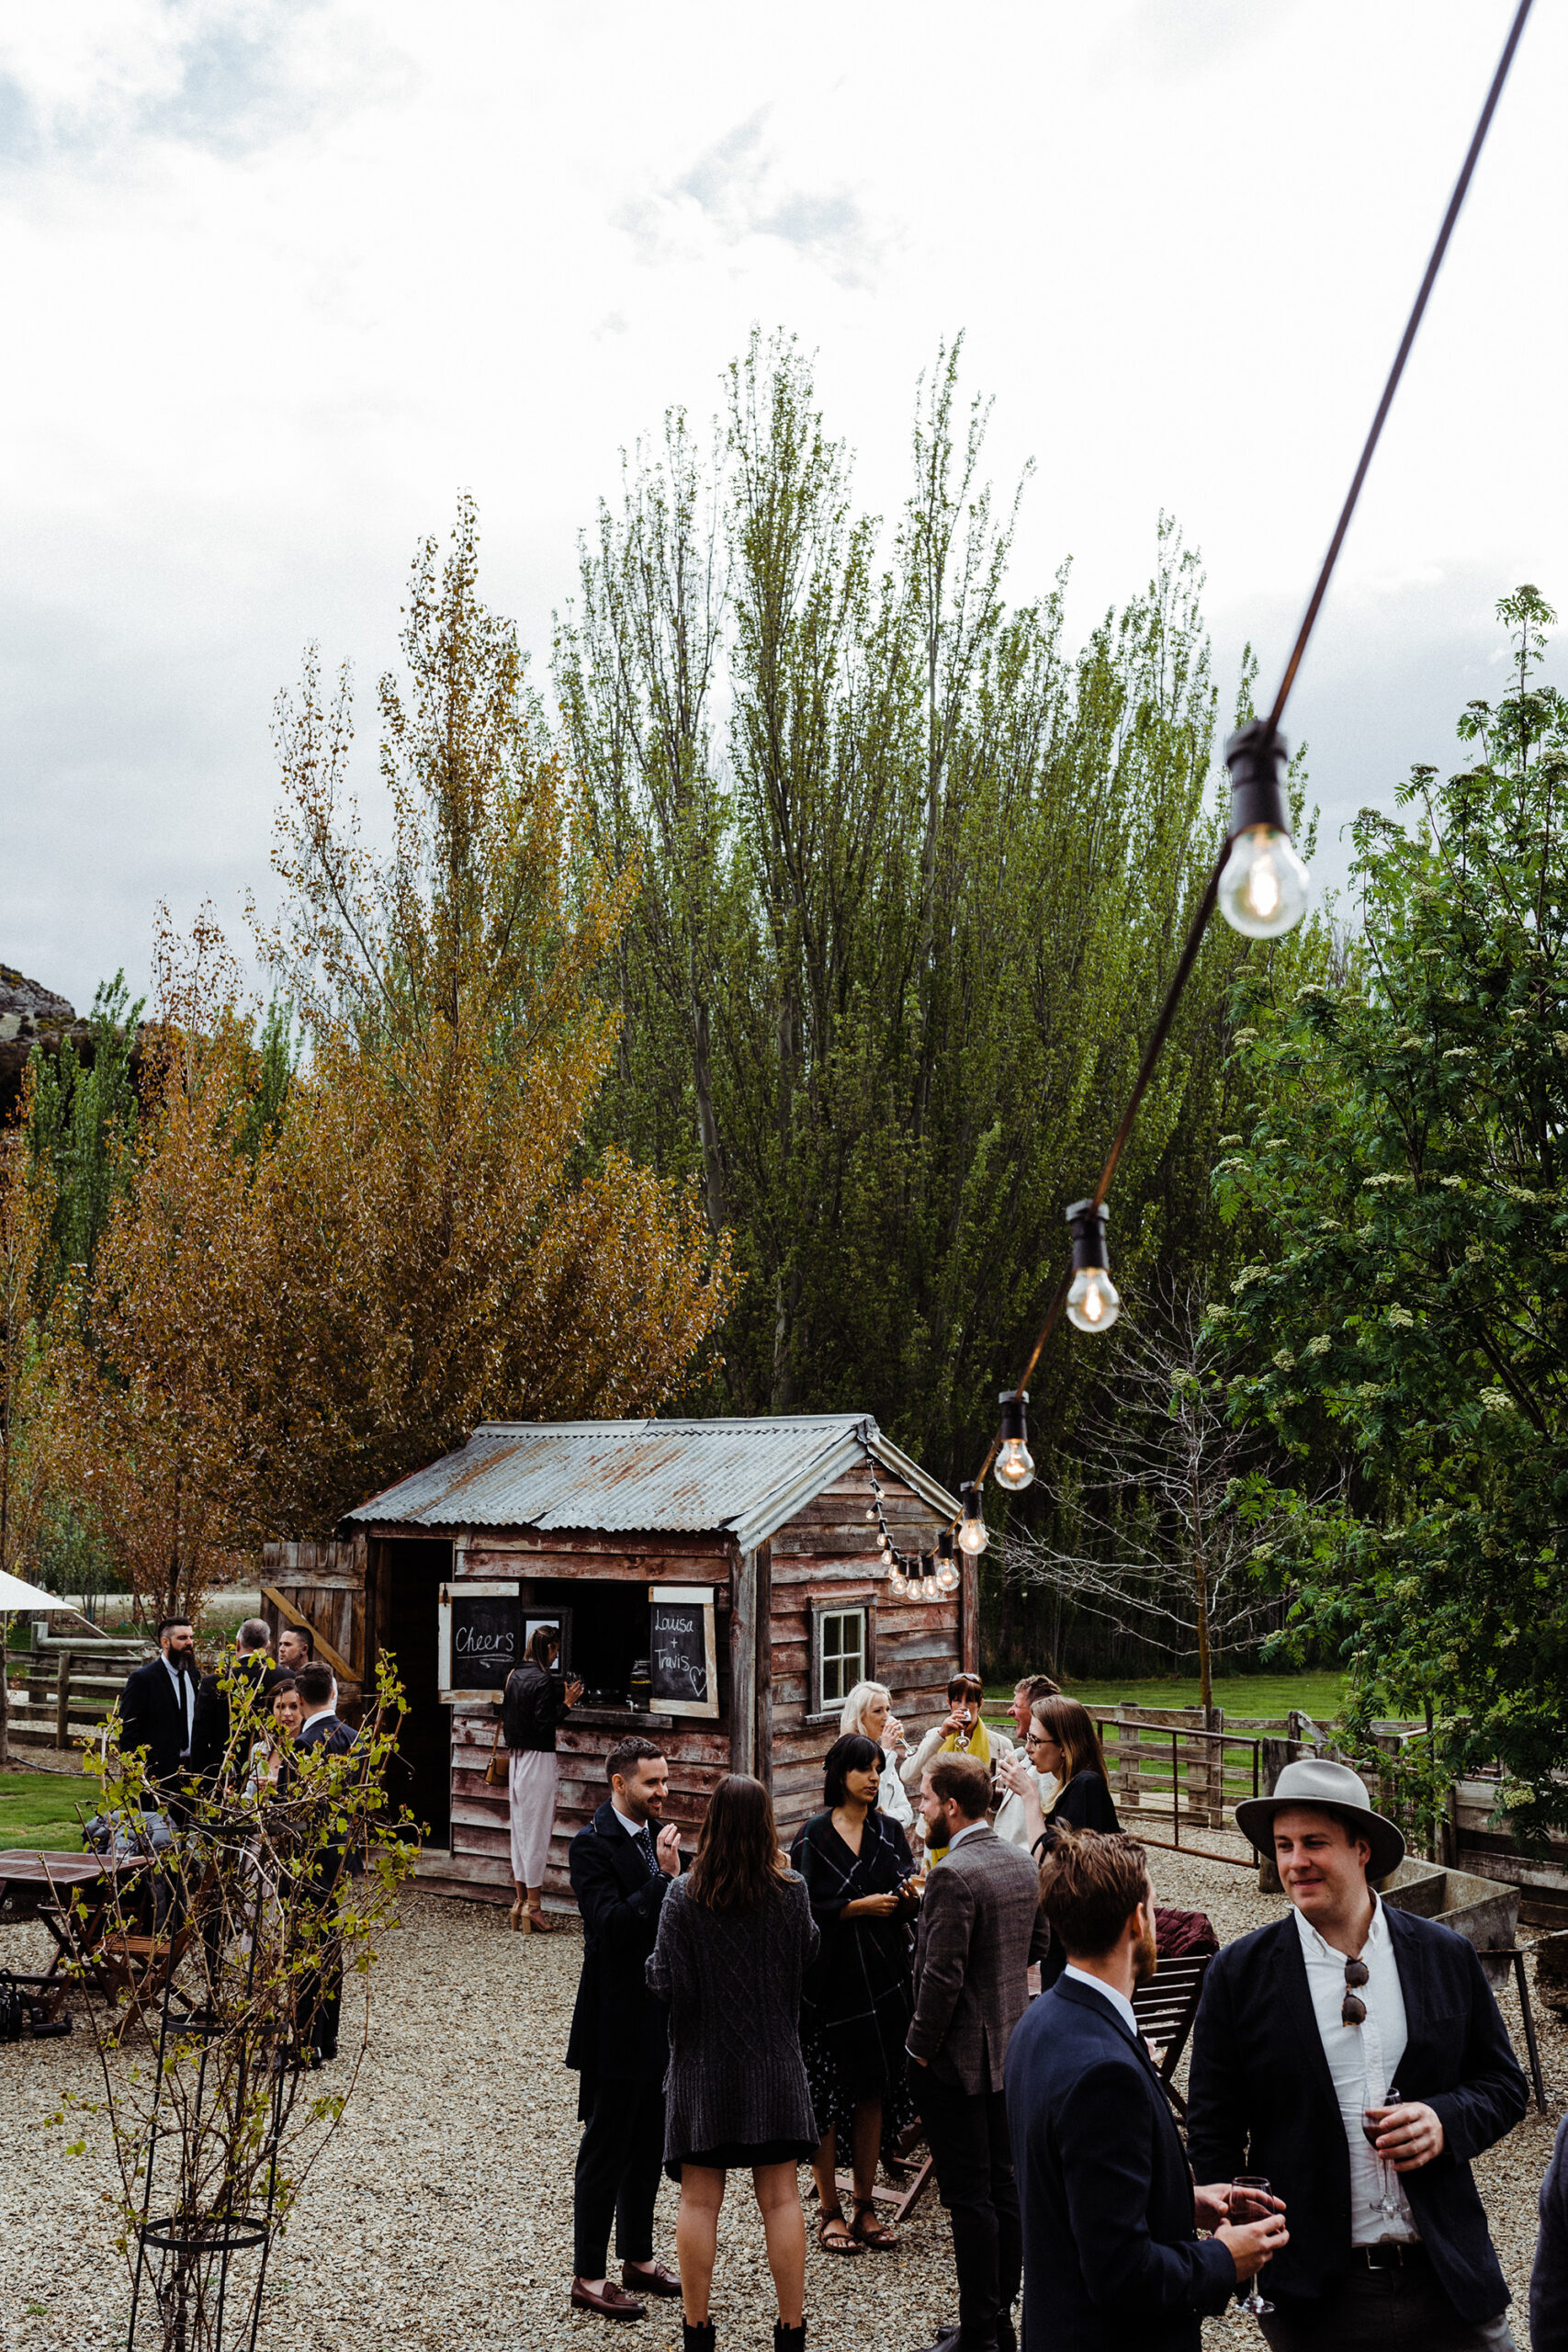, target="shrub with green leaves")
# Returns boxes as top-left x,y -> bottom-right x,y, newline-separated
1213,587 -> 1568,1834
